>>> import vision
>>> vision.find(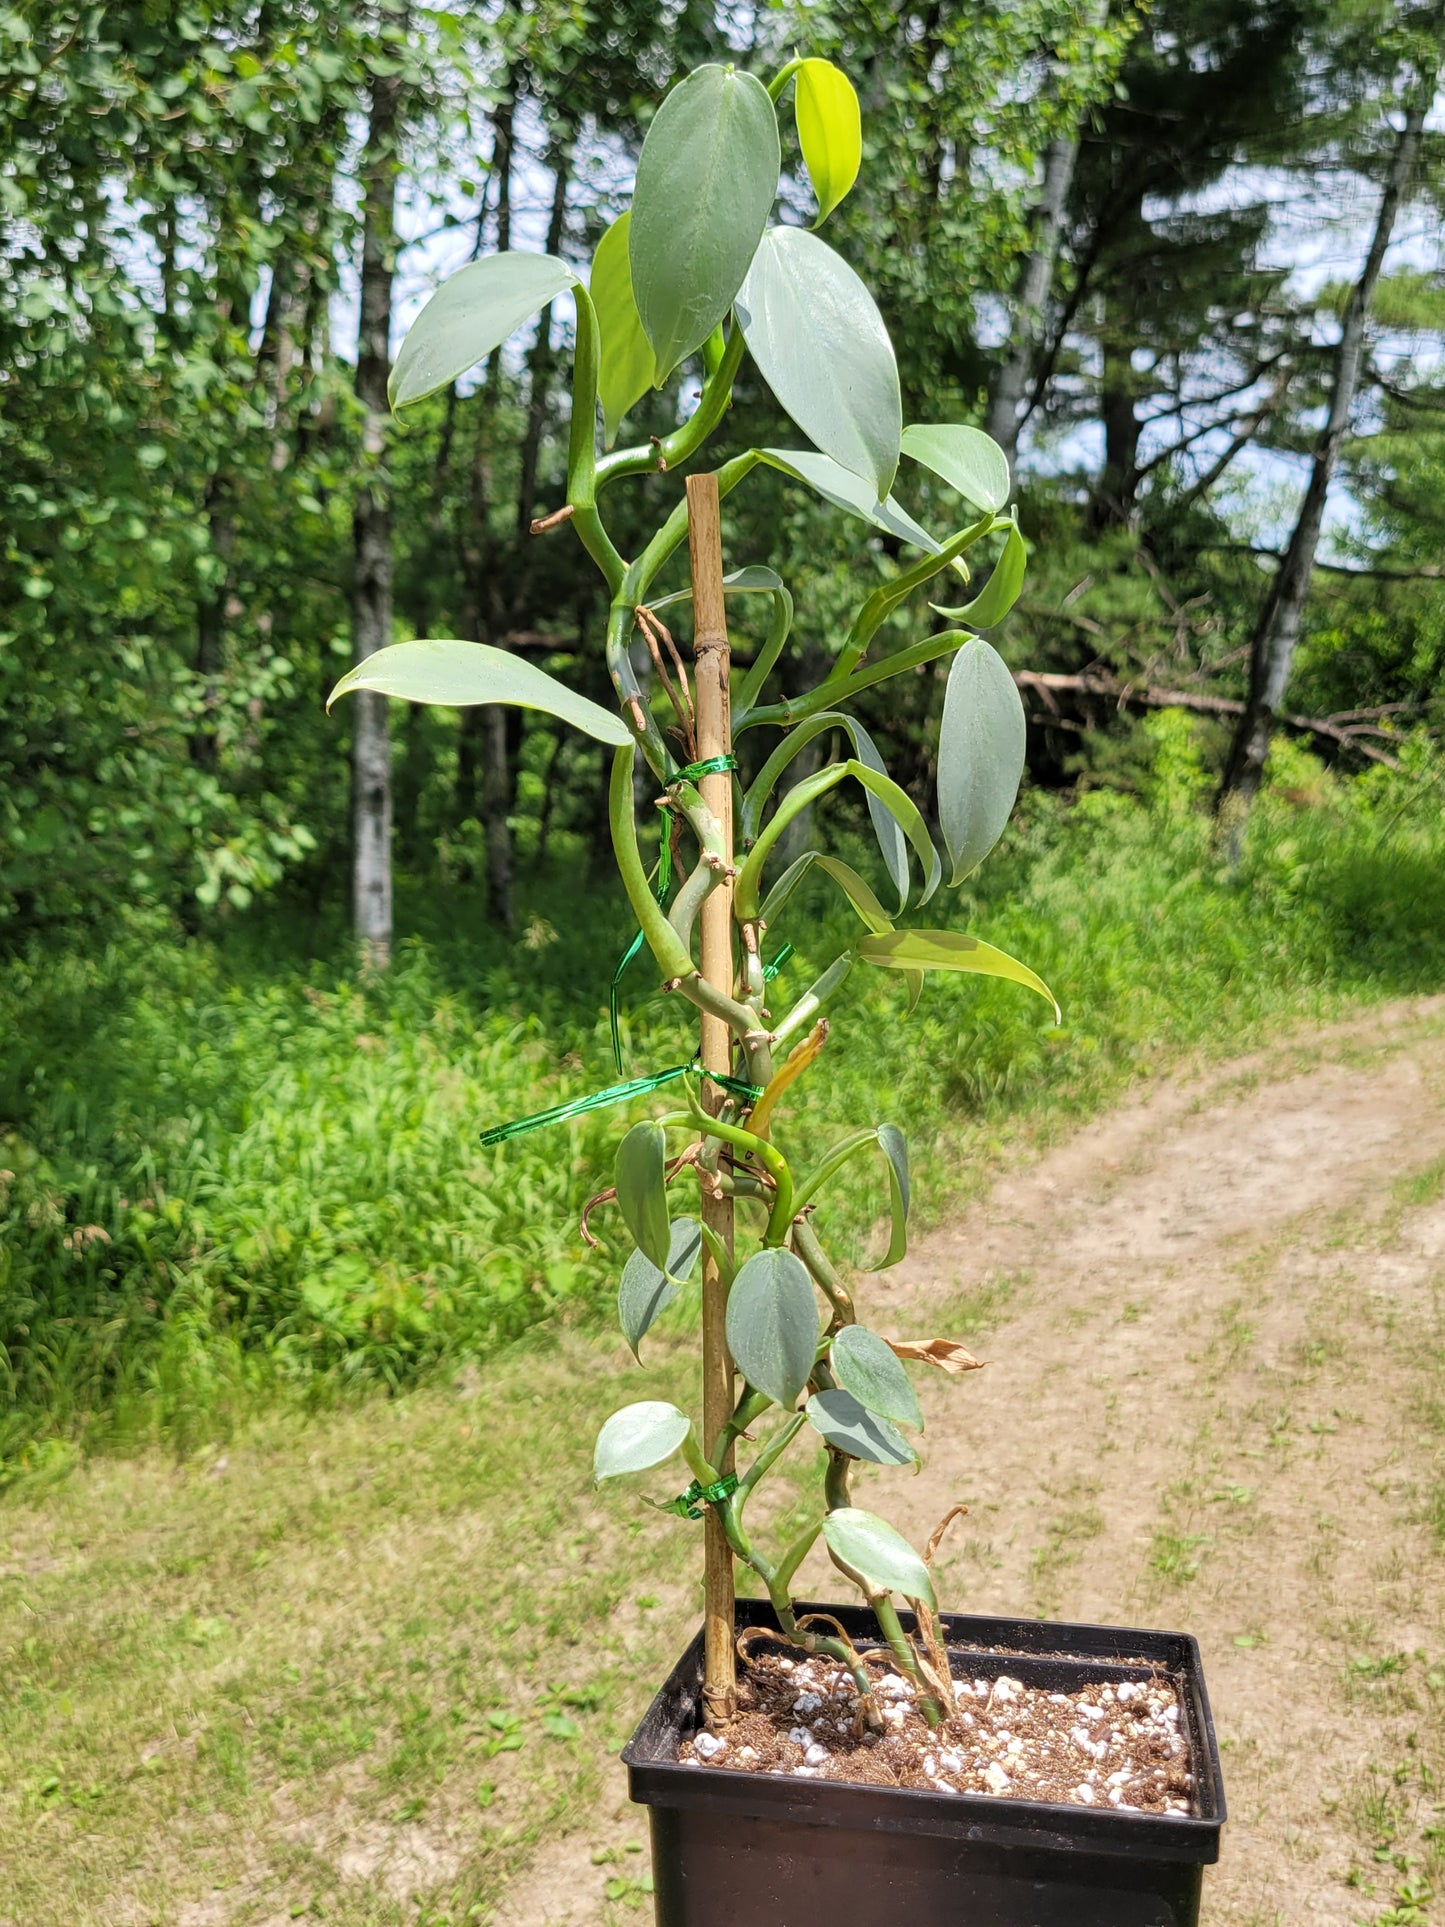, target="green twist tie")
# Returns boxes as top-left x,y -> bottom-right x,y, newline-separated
609,755 -> 740,1074
479,1059 -> 762,1148
763,941 -> 794,982
661,1473 -> 738,1519
673,754 -> 738,784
